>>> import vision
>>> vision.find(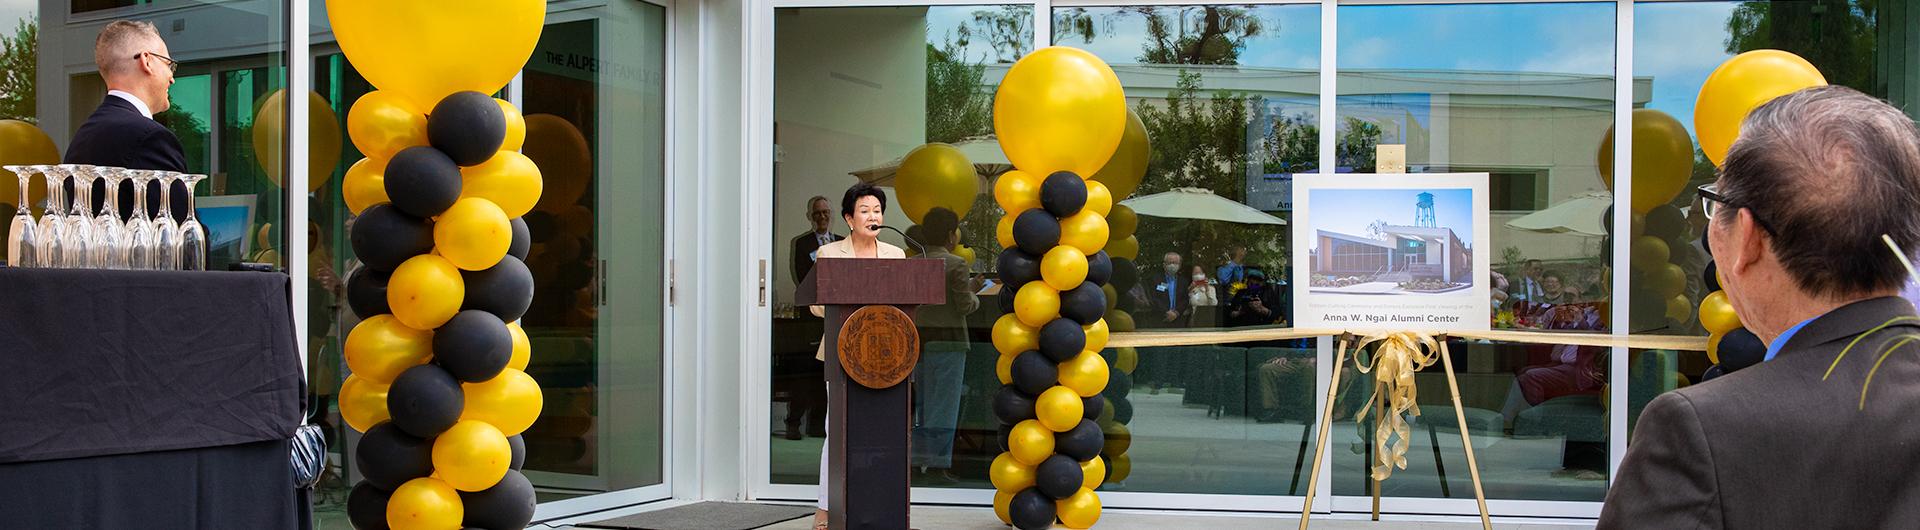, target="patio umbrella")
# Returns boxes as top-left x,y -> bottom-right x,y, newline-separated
1507,191 -> 1610,236
1118,187 -> 1287,225
848,136 -> 1014,187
